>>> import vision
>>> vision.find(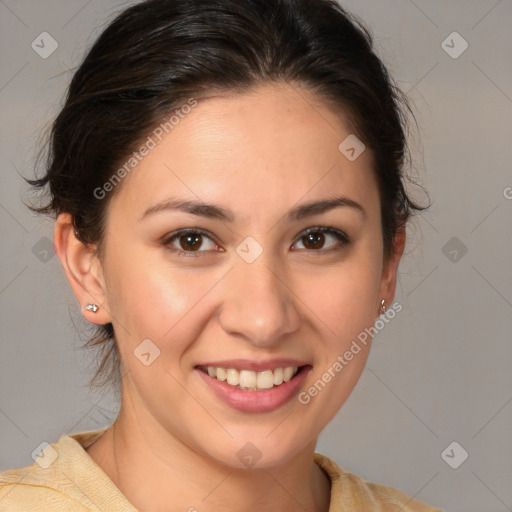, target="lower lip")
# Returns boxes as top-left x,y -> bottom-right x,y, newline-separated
195,366 -> 312,413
